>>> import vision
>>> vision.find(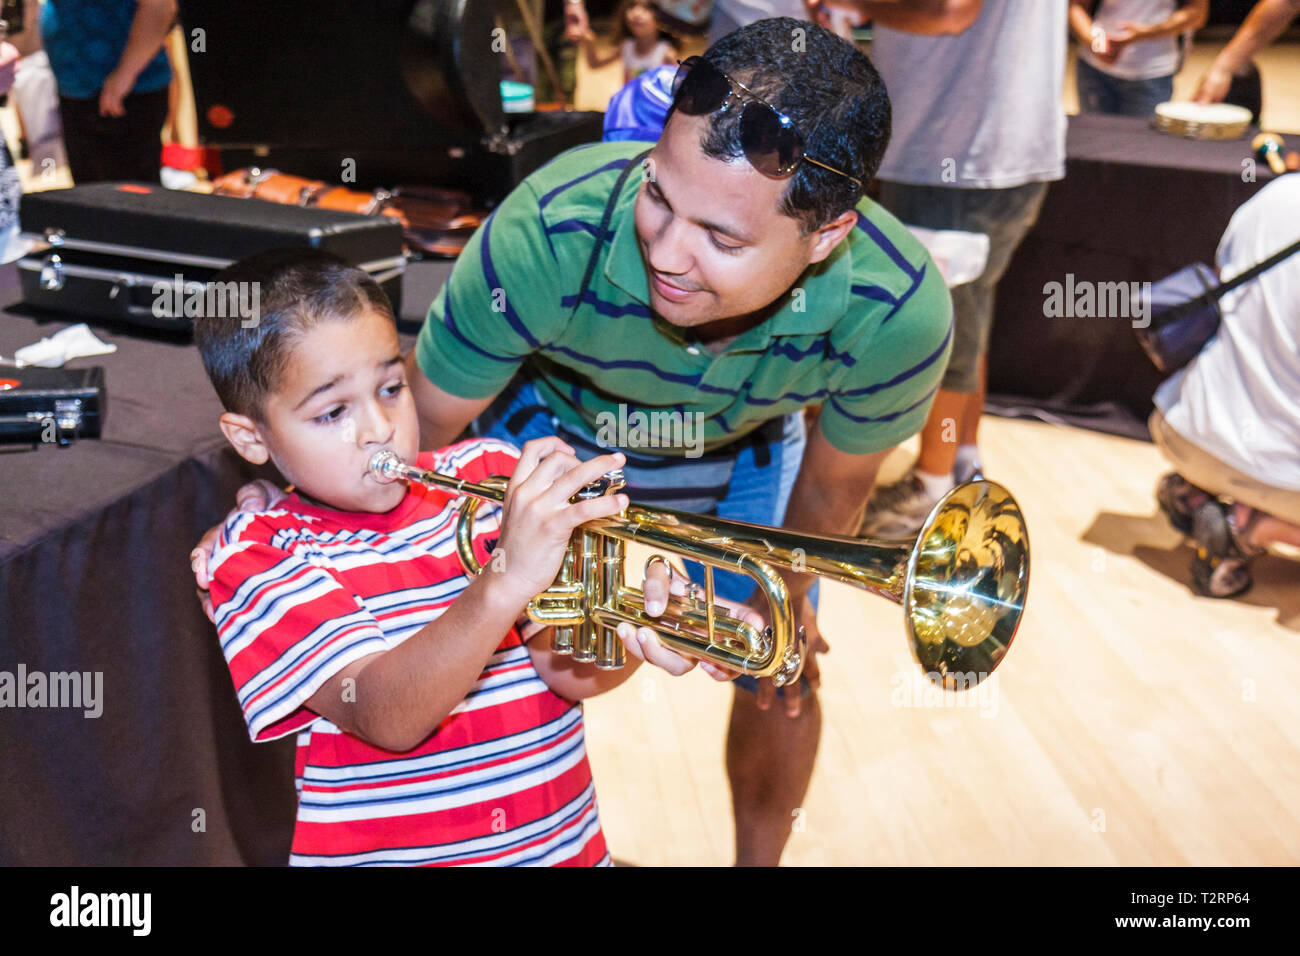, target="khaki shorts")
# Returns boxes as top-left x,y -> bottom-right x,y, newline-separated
876,180 -> 1049,394
1149,409 -> 1300,527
